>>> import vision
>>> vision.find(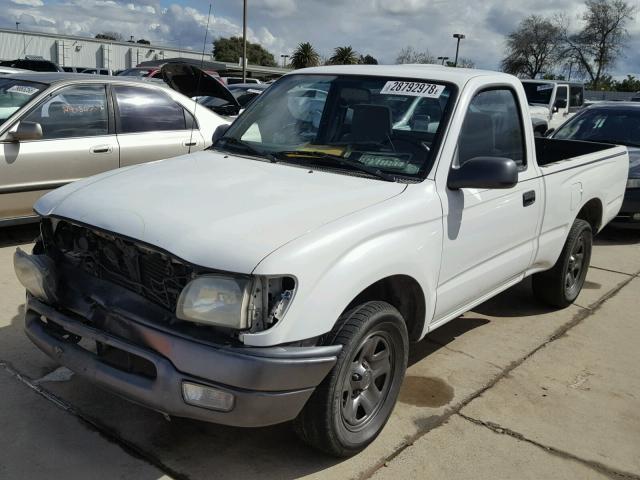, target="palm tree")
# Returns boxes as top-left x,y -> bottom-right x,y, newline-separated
290,42 -> 321,69
330,46 -> 359,65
